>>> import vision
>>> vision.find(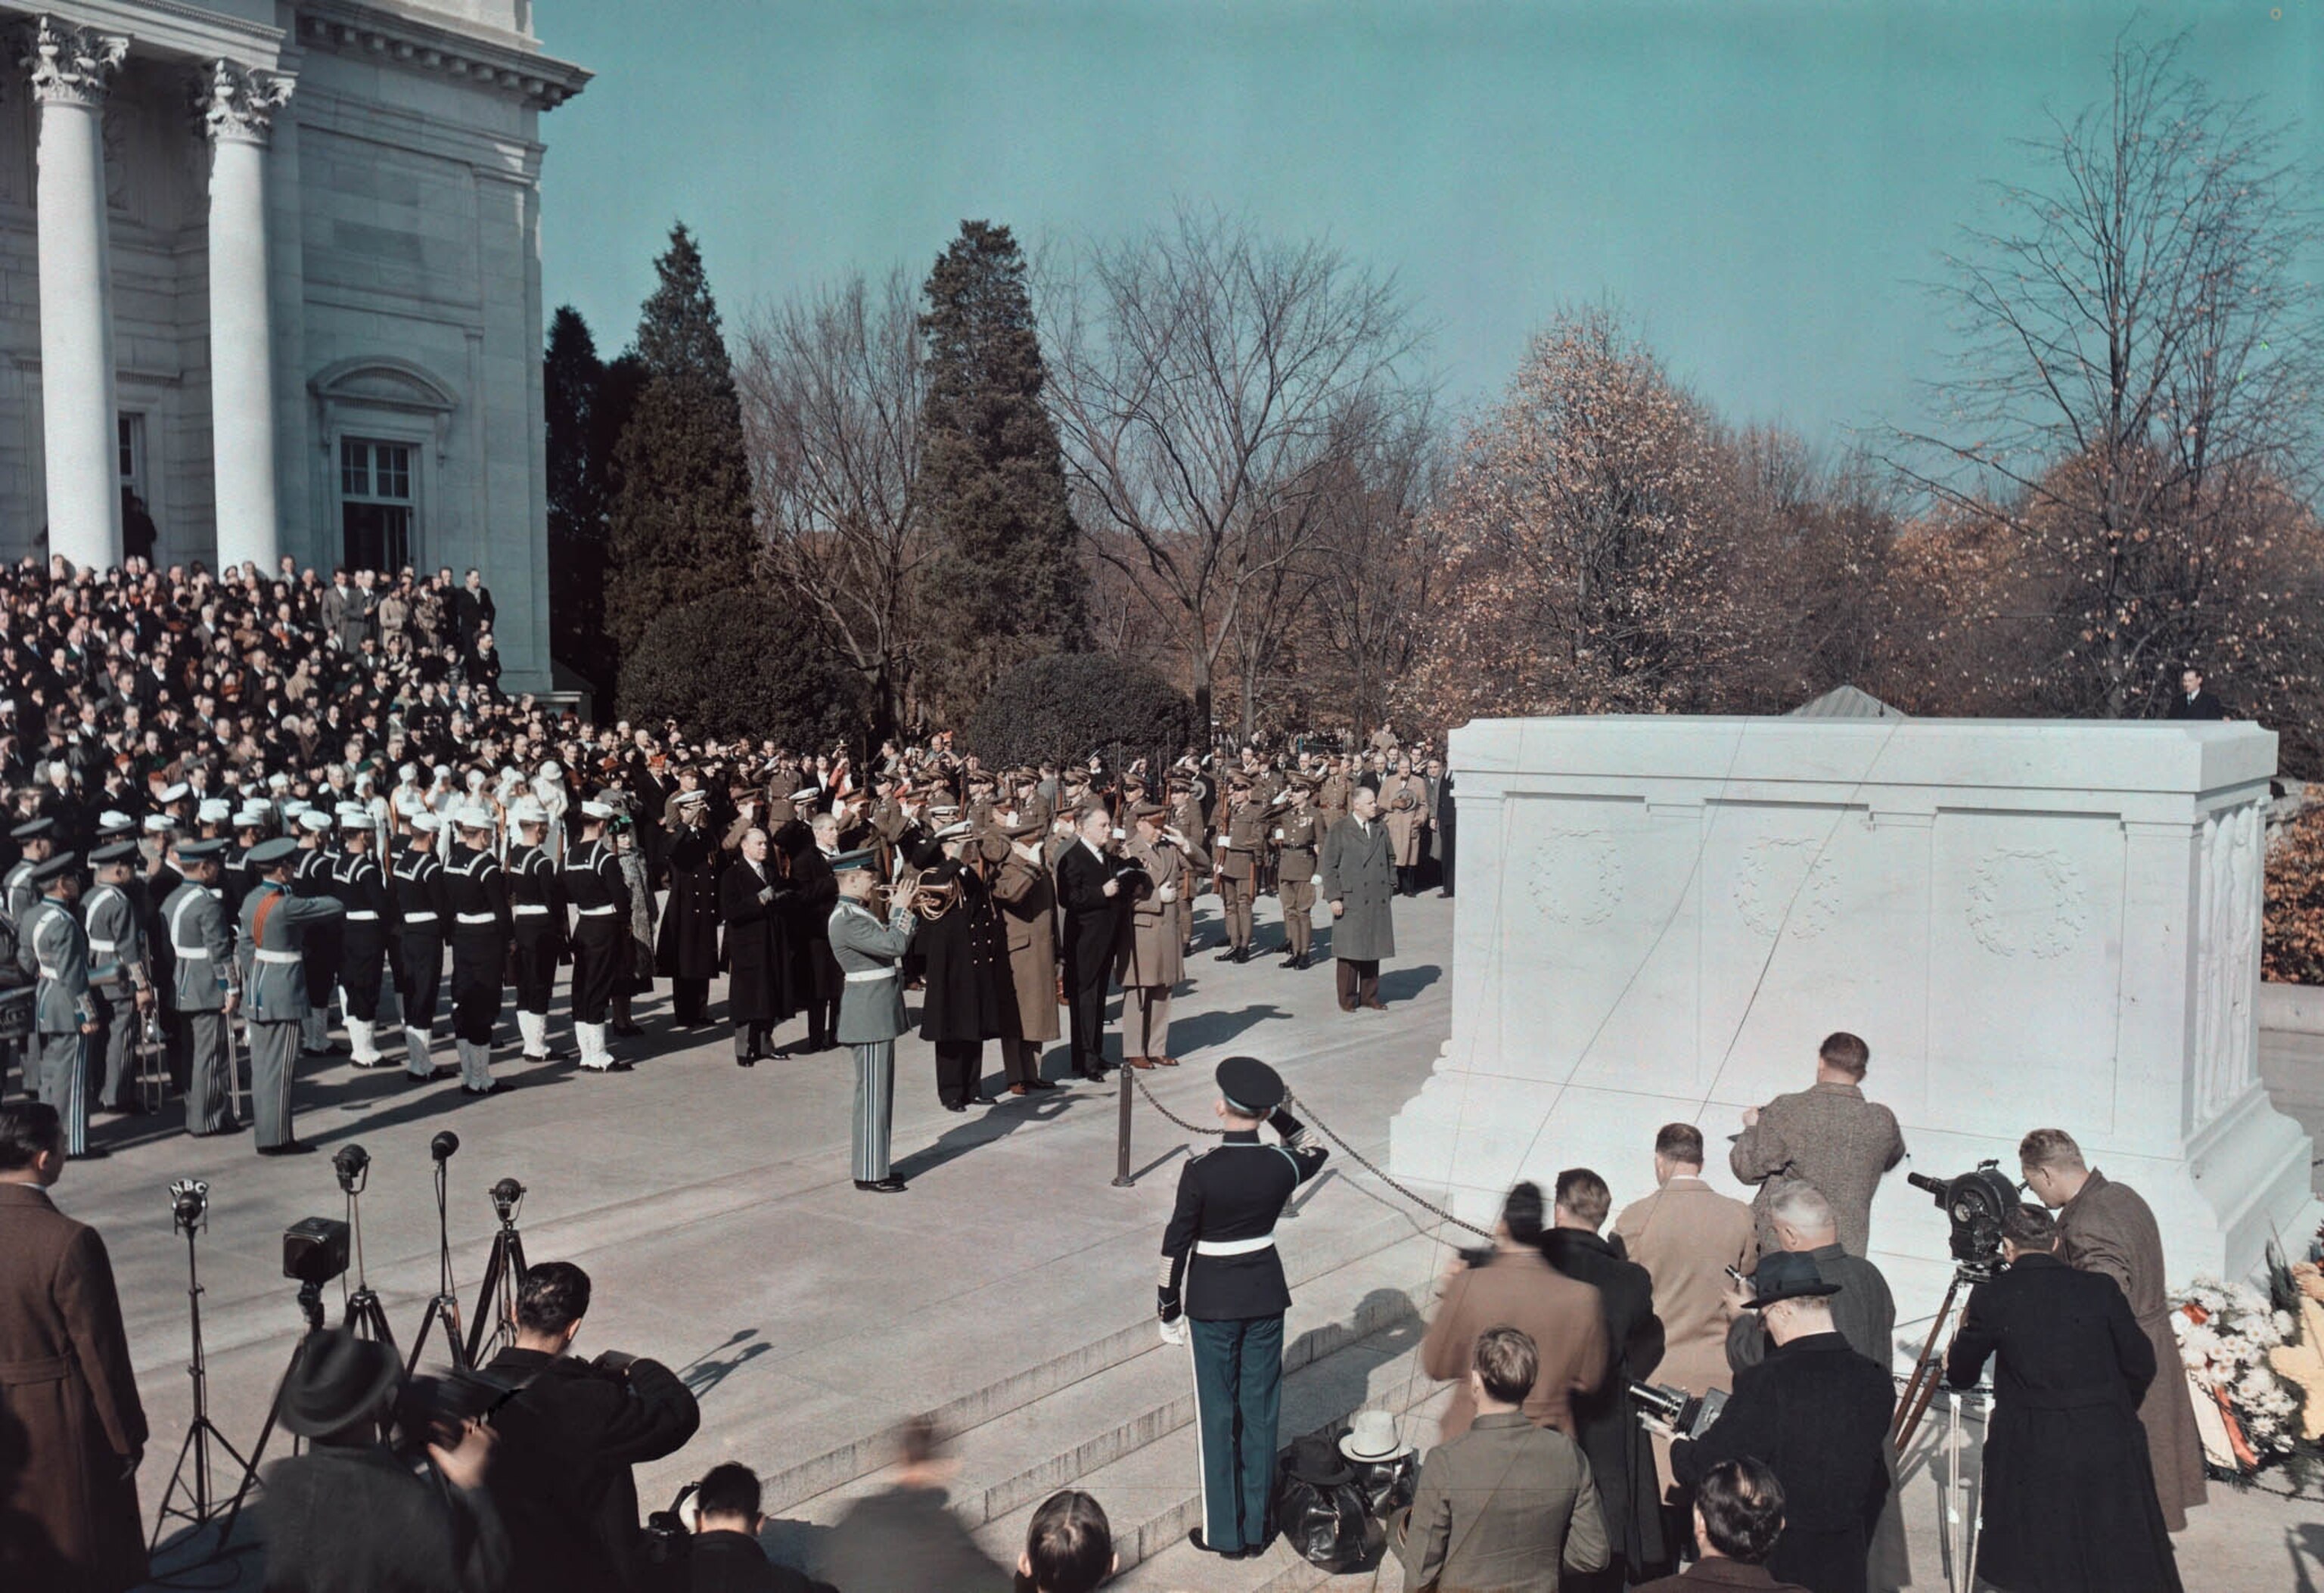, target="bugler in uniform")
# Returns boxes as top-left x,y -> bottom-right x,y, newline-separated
1160,1055 -> 1328,1559
828,850 -> 917,1192
238,837 -> 346,1154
